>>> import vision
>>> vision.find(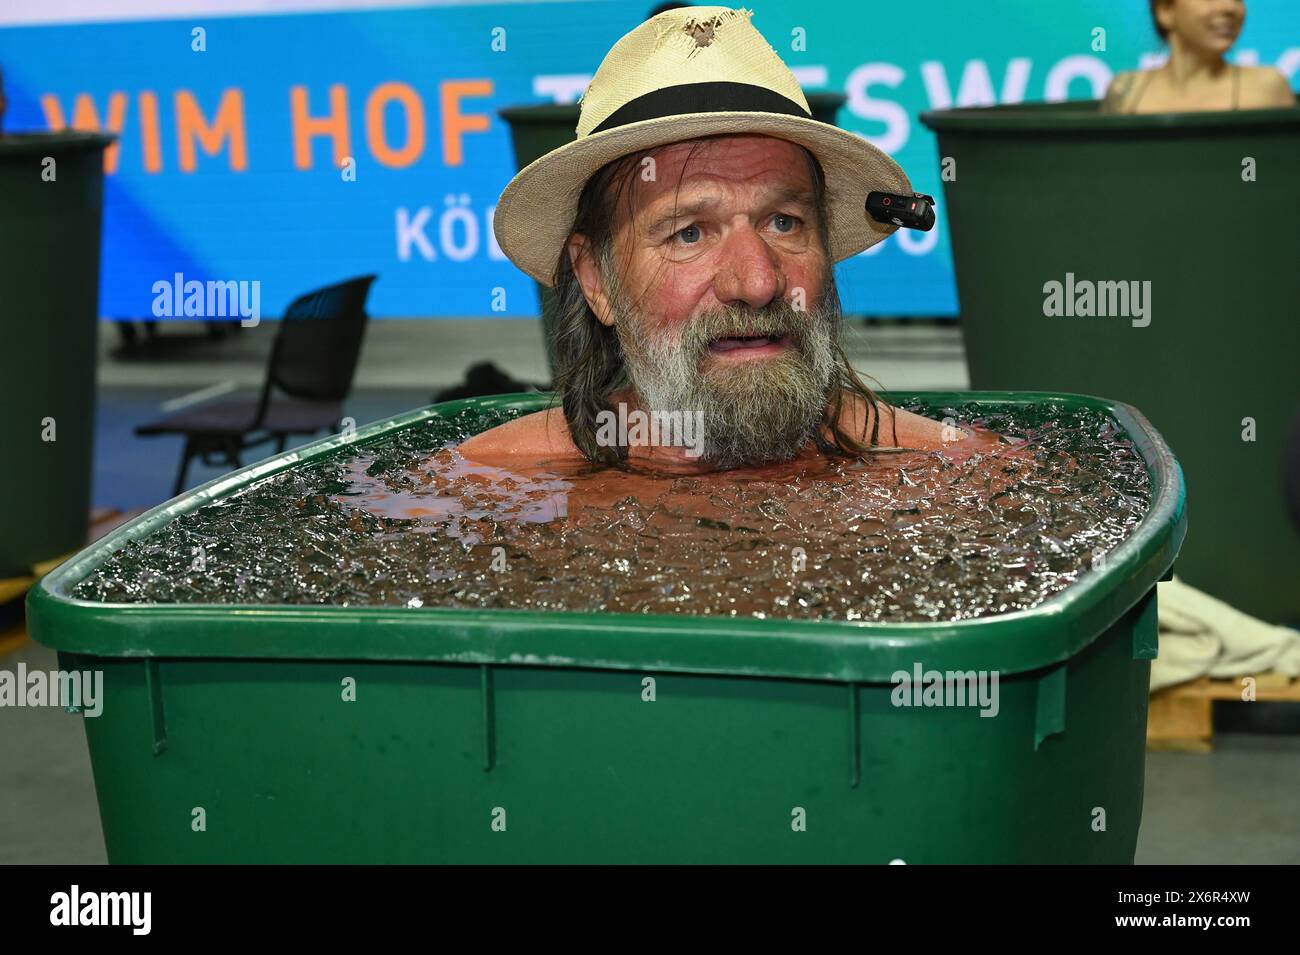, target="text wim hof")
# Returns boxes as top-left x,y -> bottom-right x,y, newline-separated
1042,272 -> 1151,328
